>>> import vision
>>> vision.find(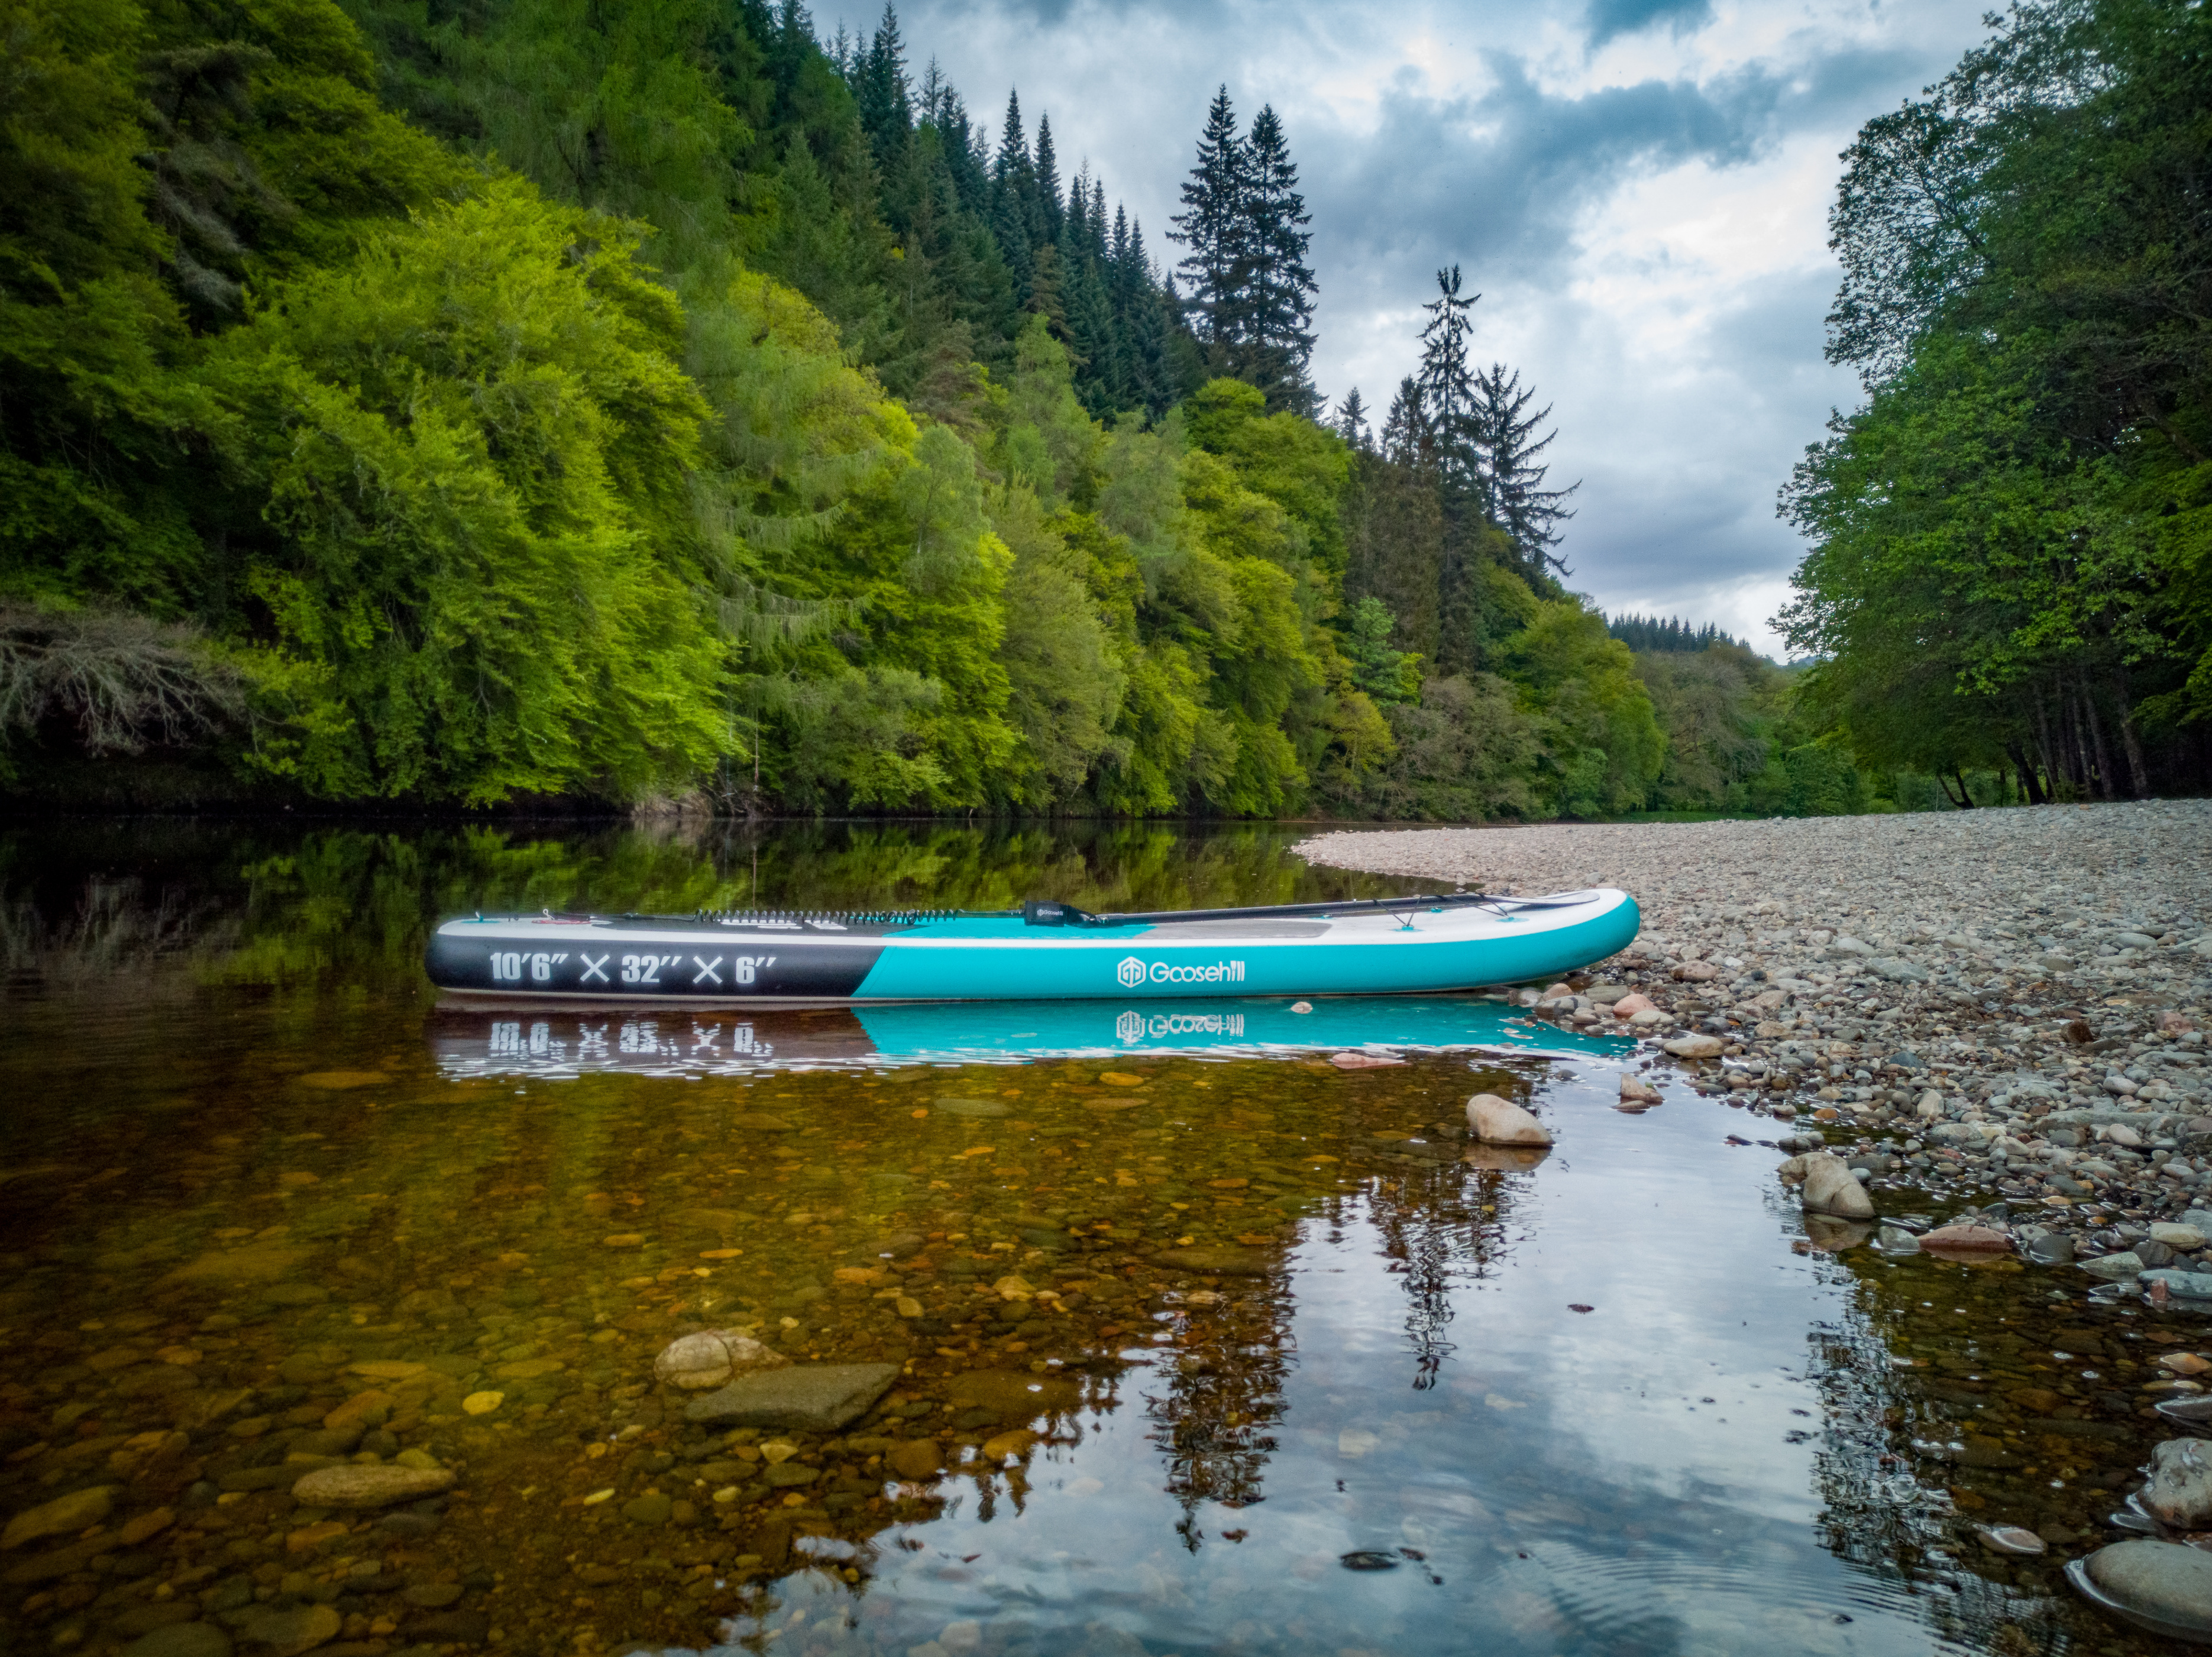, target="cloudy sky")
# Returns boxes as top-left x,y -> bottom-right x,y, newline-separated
868,0 -> 1994,654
